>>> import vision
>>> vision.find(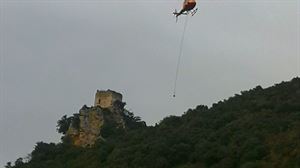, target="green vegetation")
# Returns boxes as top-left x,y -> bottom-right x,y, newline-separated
57,114 -> 80,135
8,77 -> 300,168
